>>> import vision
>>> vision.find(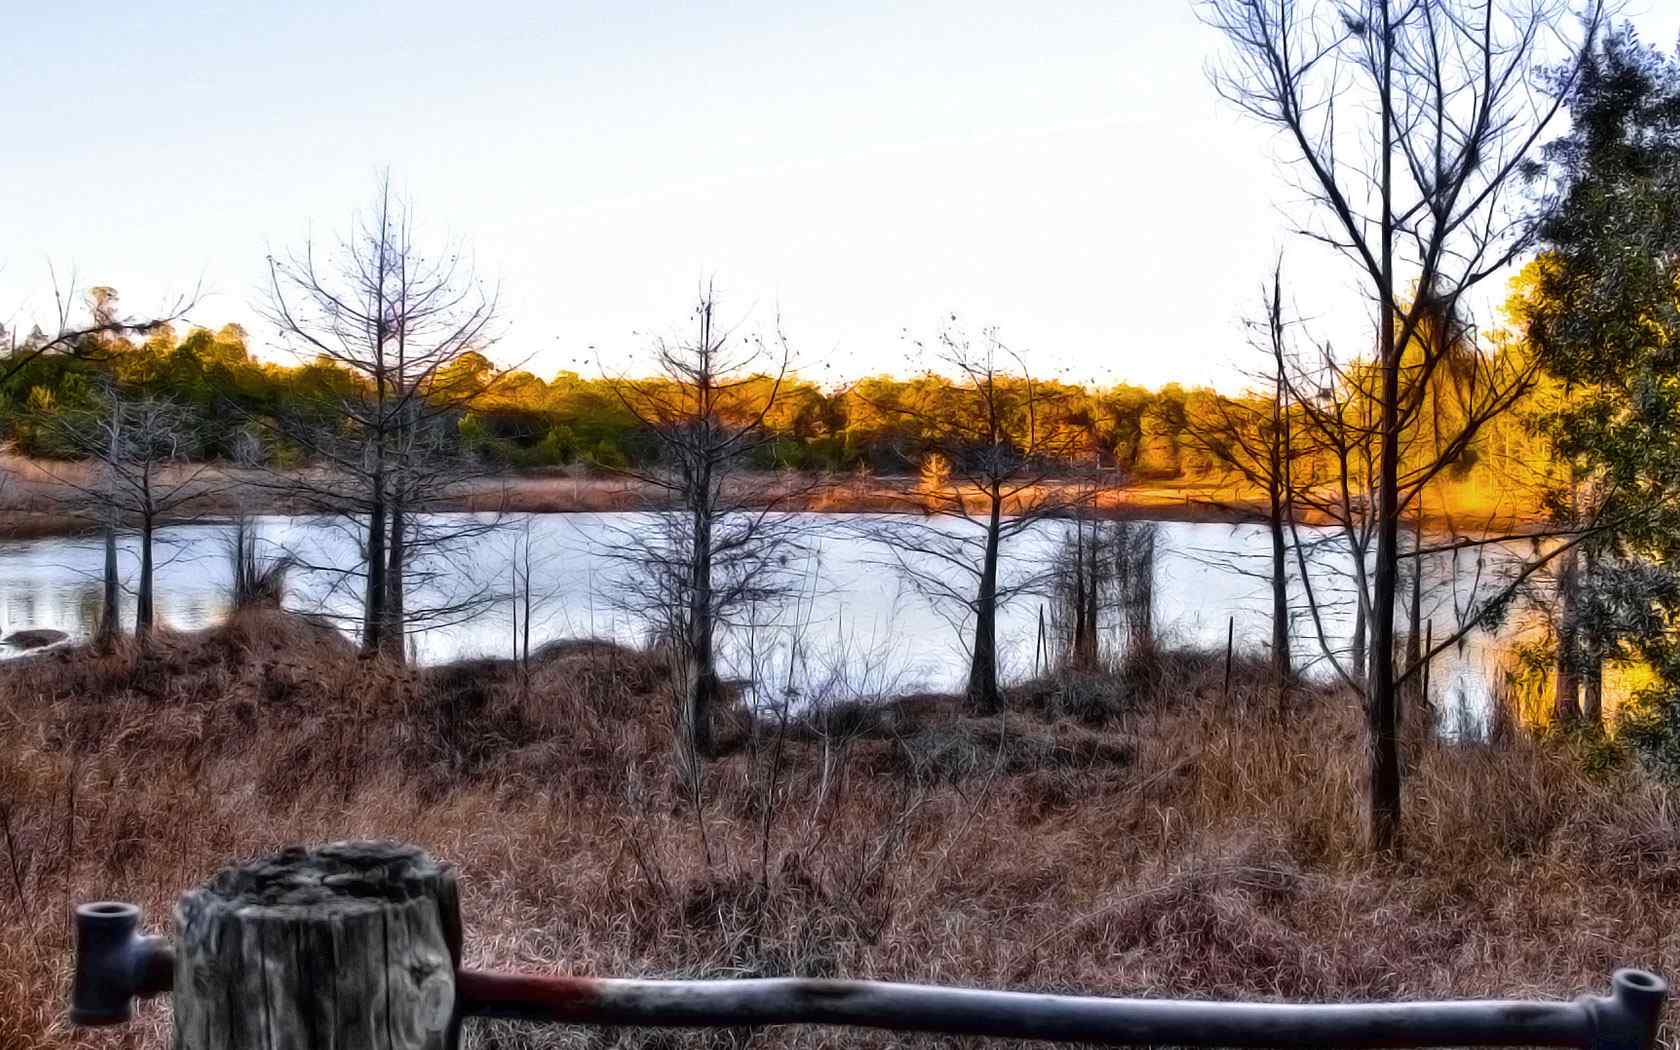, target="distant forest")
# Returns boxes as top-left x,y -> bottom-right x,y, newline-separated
0,279 -> 1558,511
